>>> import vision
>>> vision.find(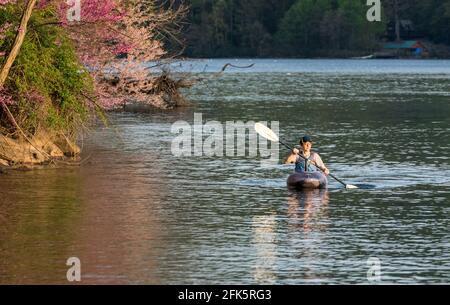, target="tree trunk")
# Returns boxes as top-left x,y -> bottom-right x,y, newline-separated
394,0 -> 401,41
0,0 -> 37,87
